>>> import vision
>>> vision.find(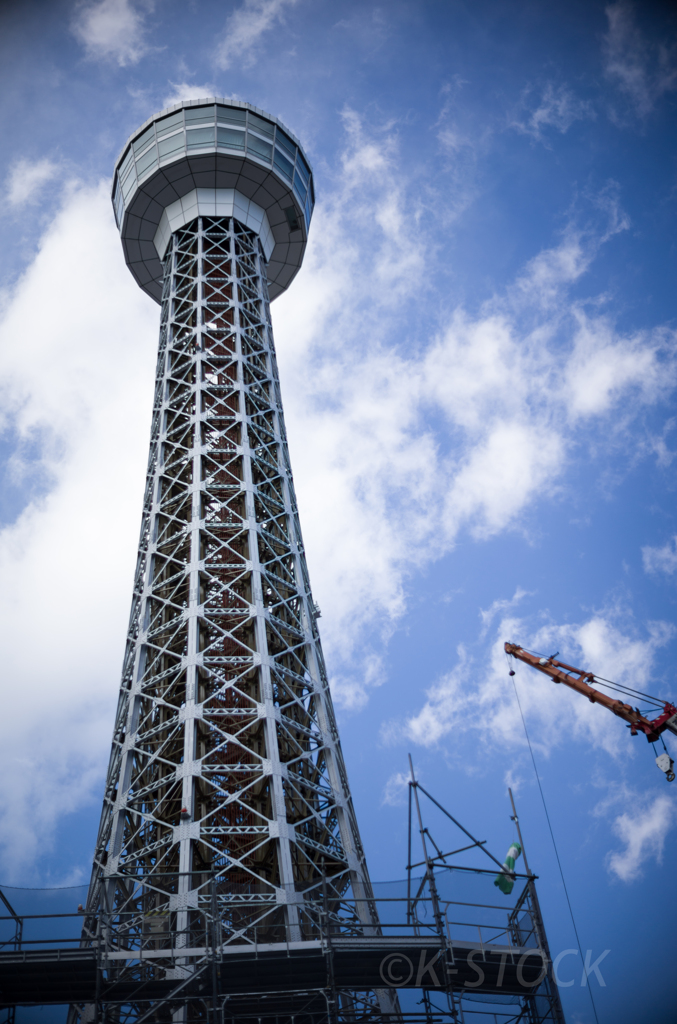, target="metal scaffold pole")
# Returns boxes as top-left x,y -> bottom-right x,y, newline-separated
508,790 -> 566,1024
